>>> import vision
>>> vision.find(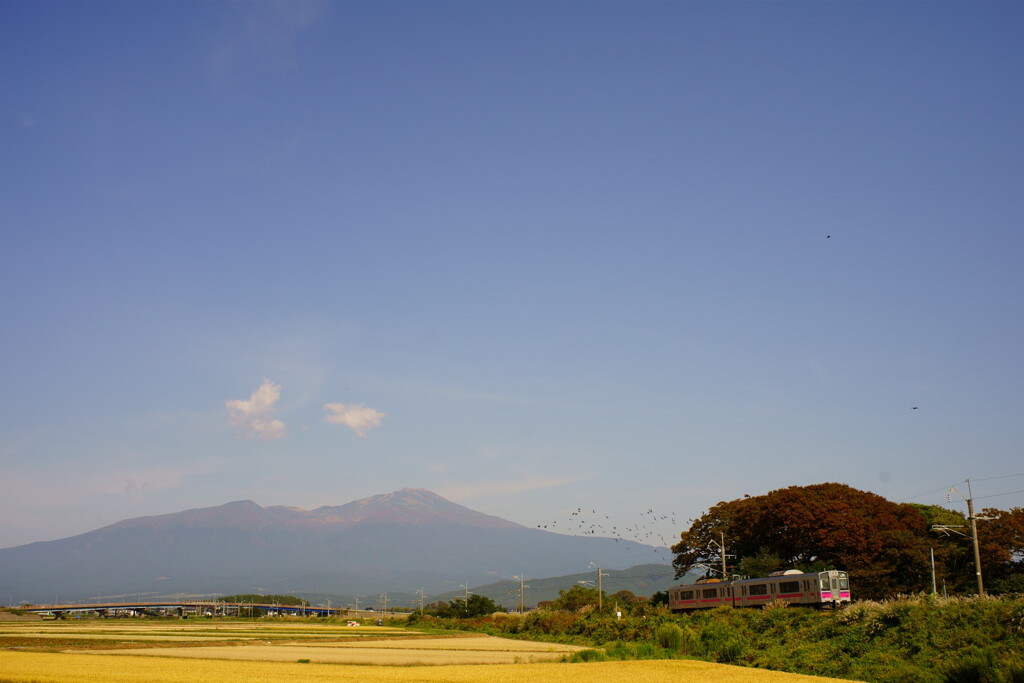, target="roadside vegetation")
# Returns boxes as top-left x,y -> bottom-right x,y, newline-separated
400,483 -> 1024,682
408,593 -> 1024,683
